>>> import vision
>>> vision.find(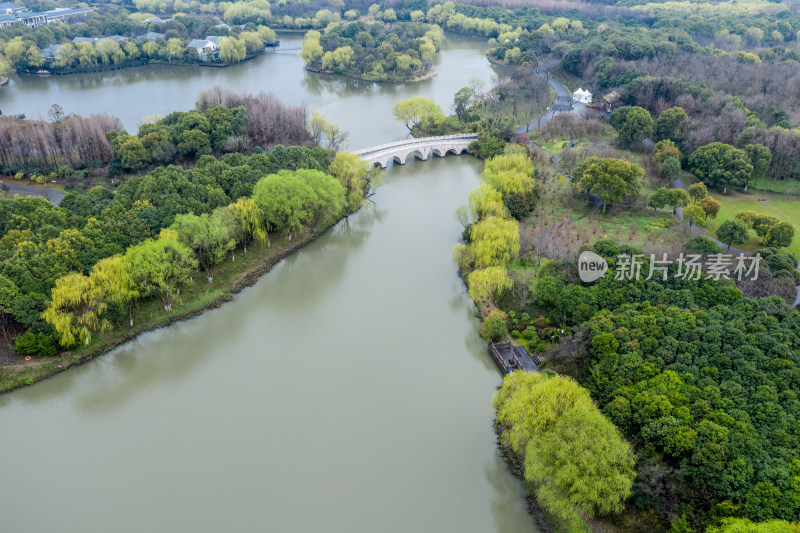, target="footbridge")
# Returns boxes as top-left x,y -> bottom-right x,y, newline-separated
353,133 -> 478,168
